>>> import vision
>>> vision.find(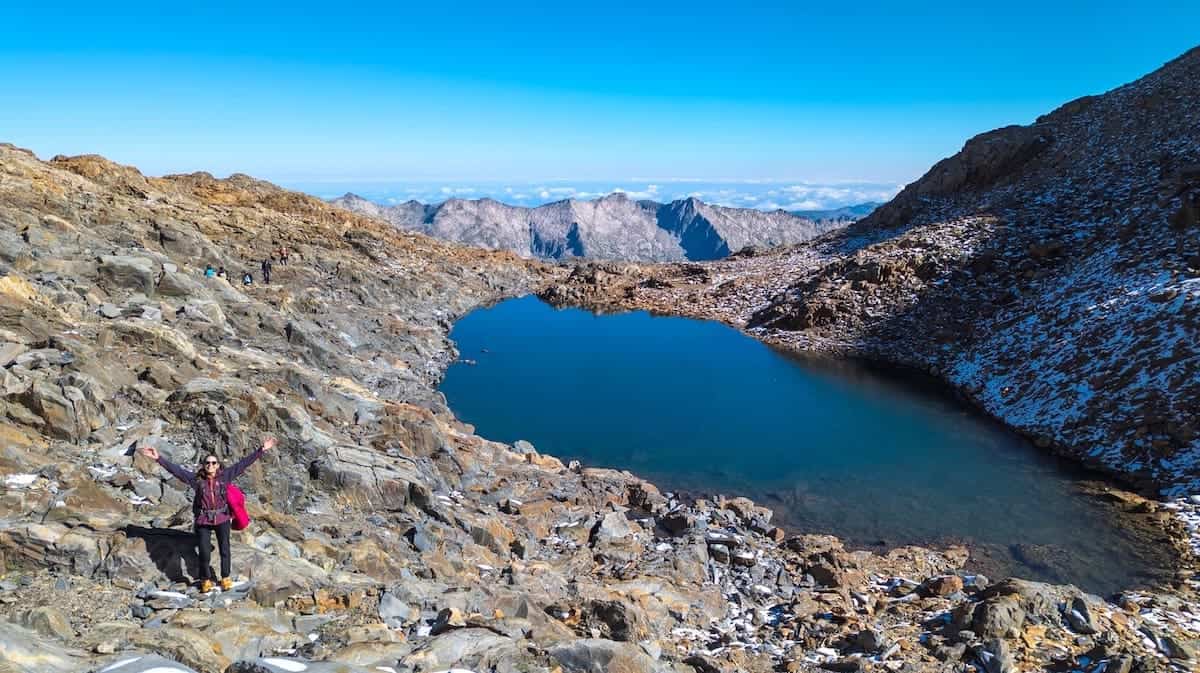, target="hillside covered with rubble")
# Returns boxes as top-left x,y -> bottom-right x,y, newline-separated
1,47 -> 1199,673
